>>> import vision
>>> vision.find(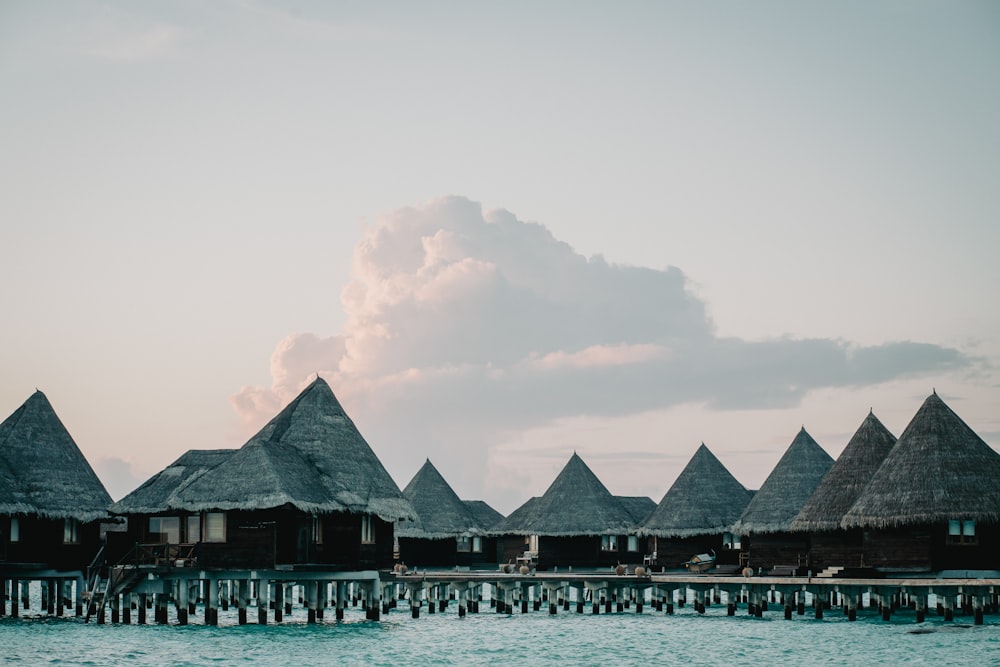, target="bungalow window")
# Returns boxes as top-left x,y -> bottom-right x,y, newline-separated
149,517 -> 180,544
9,517 -> 19,543
627,535 -> 639,552
947,519 -> 977,545
63,518 -> 80,544
312,515 -> 323,545
186,515 -> 201,543
456,536 -> 472,552
472,536 -> 483,553
722,532 -> 741,550
601,535 -> 619,552
361,515 -> 375,544
528,535 -> 539,552
203,512 -> 226,543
